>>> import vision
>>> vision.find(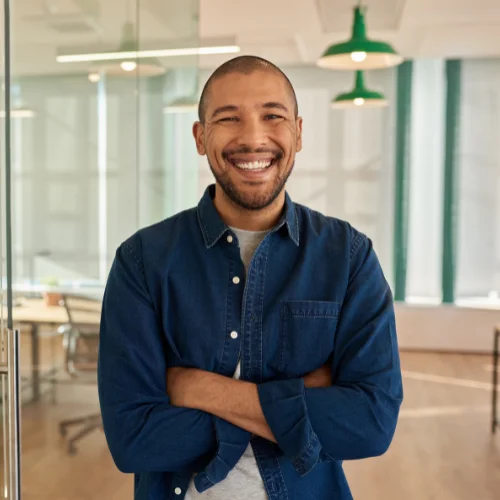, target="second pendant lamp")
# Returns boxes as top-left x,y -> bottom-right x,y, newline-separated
331,71 -> 387,109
